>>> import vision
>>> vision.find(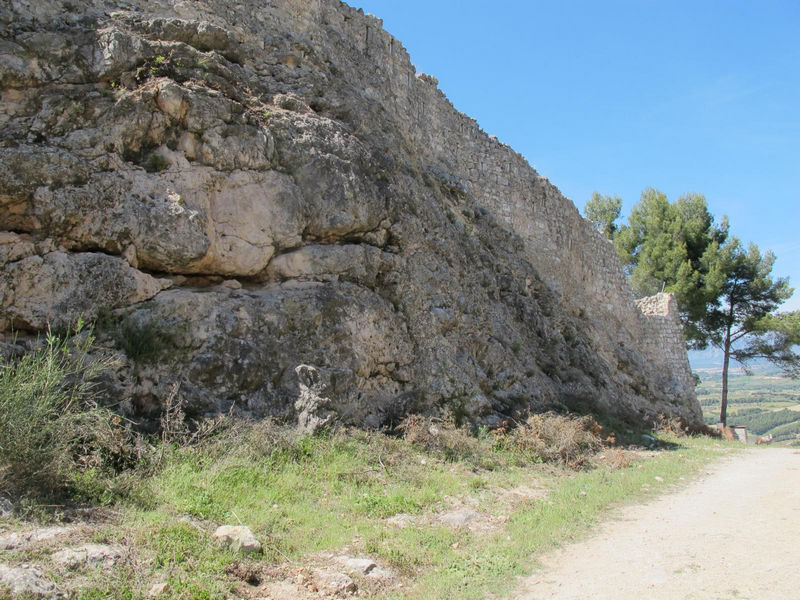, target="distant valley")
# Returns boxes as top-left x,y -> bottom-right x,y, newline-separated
694,360 -> 800,442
